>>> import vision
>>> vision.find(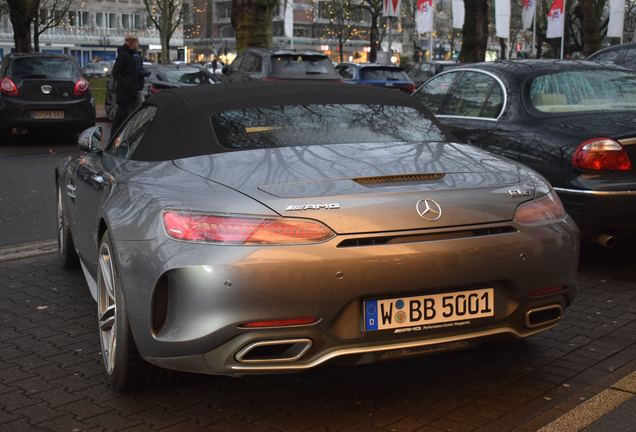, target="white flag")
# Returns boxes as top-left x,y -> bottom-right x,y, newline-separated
546,0 -> 564,39
495,0 -> 511,39
452,0 -> 464,29
383,0 -> 401,17
284,0 -> 294,38
607,0 -> 625,38
416,0 -> 434,34
521,0 -> 535,30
